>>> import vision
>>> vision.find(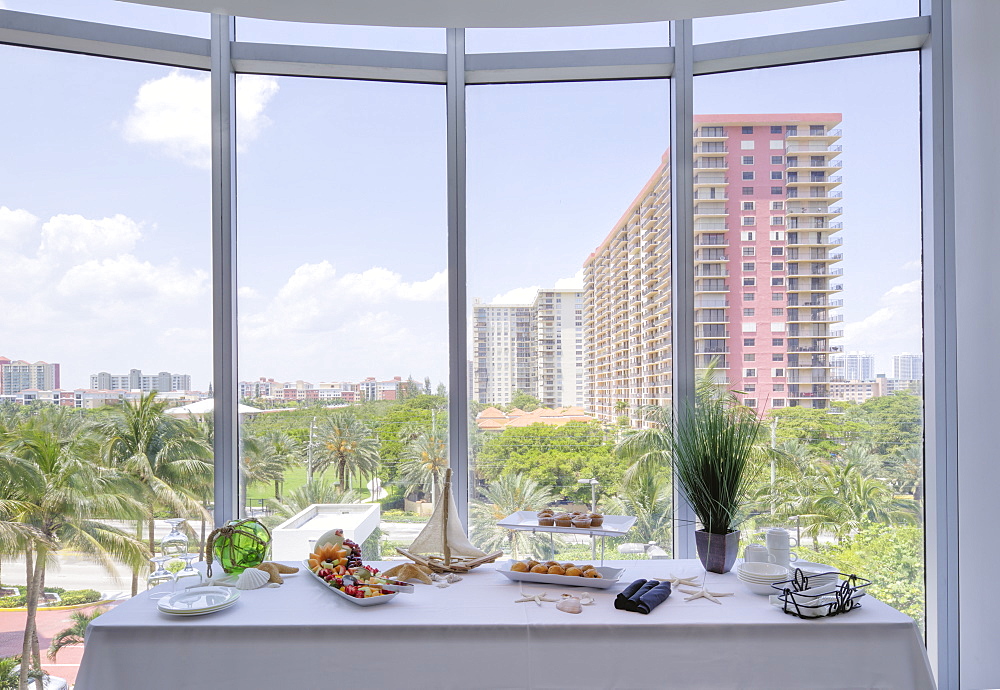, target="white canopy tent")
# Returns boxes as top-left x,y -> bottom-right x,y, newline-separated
164,398 -> 265,420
